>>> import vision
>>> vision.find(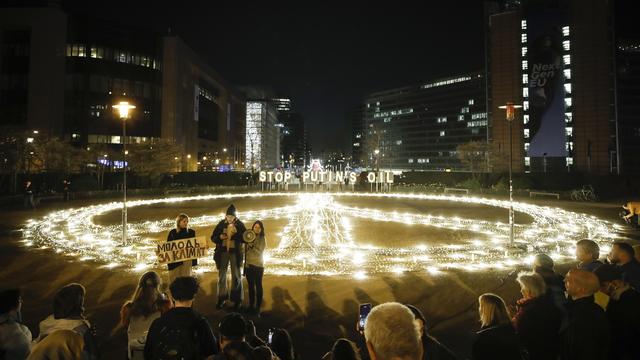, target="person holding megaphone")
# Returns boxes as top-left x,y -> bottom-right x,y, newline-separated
211,204 -> 246,311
